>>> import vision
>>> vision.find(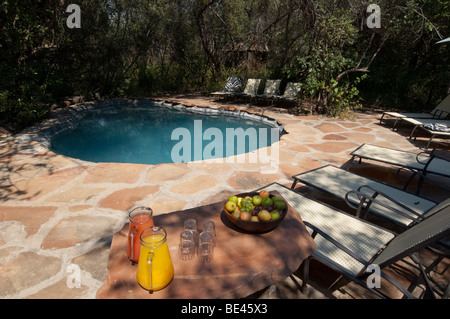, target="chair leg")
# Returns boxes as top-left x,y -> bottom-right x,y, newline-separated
345,155 -> 358,171
290,180 -> 298,189
400,170 -> 418,191
327,275 -> 345,292
443,283 -> 450,299
426,135 -> 436,150
410,126 -> 419,140
301,257 -> 311,294
415,175 -> 425,195
411,252 -> 437,299
393,118 -> 401,131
